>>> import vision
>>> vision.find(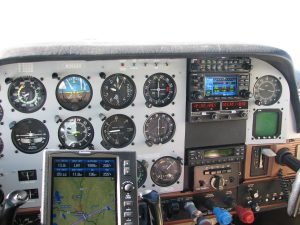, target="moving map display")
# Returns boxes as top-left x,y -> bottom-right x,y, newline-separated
51,158 -> 117,225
